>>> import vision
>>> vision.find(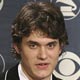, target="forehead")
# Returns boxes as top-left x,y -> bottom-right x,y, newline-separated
22,31 -> 59,43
